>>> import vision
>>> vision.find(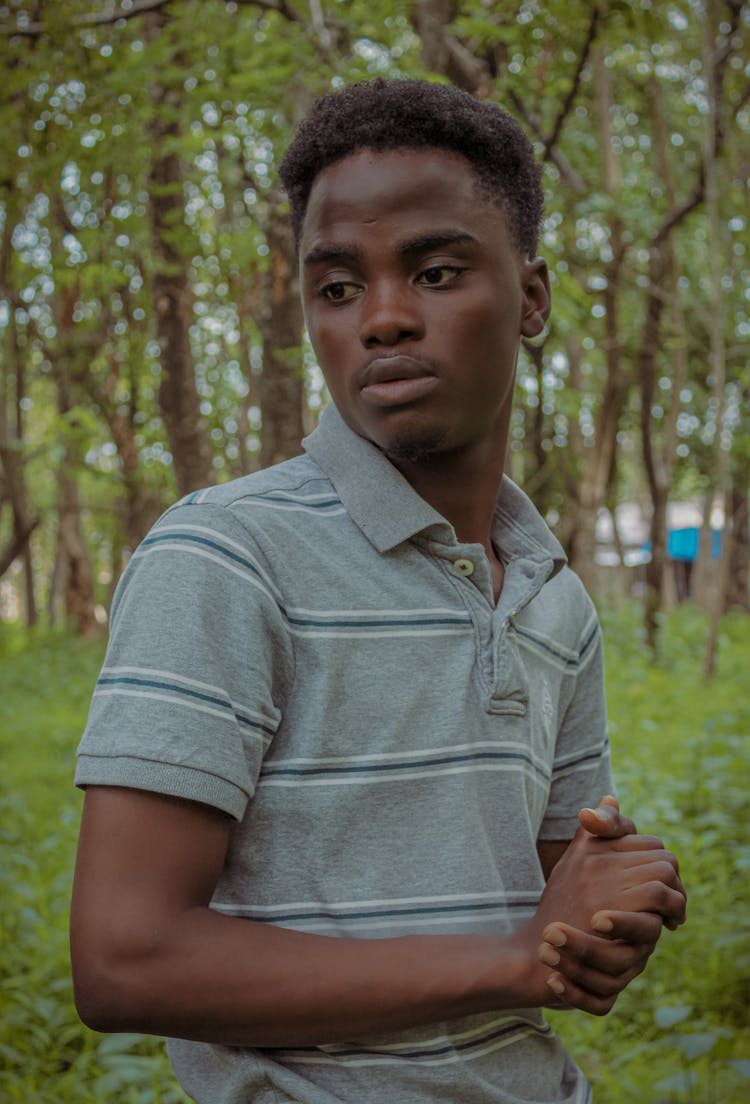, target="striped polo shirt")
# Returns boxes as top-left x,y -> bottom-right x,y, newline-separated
77,403 -> 611,1104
